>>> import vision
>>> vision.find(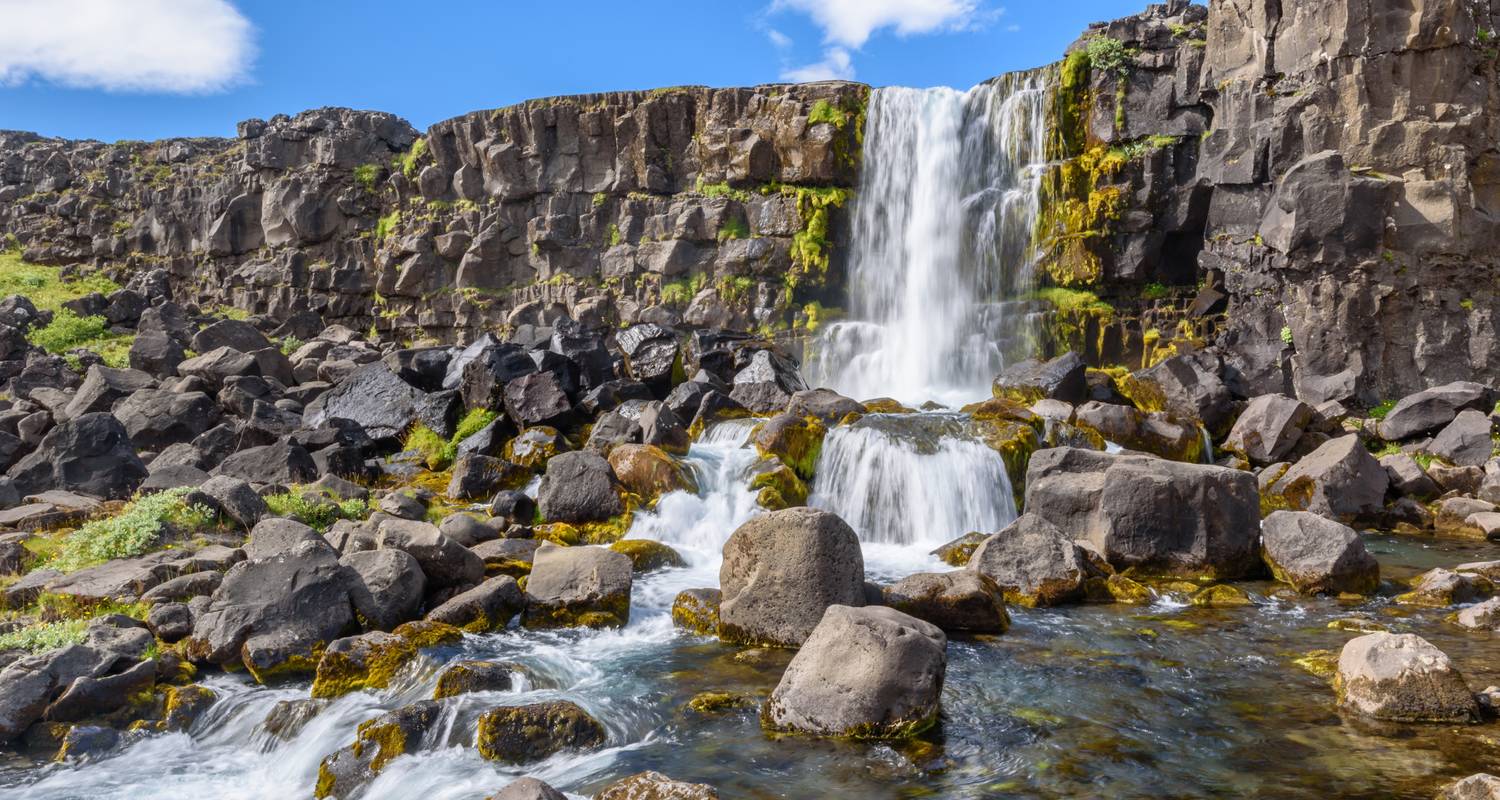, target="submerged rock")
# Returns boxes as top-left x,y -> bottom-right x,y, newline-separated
475,700 -> 606,764
762,605 -> 946,739
316,701 -> 441,799
671,588 -> 721,635
1335,633 -> 1479,723
433,660 -> 518,699
718,507 -> 865,647
1260,511 -> 1379,595
595,772 -> 720,800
